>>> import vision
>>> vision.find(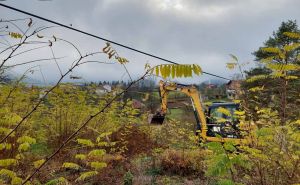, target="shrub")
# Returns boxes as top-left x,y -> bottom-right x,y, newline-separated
123,171 -> 134,185
160,149 -> 206,176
